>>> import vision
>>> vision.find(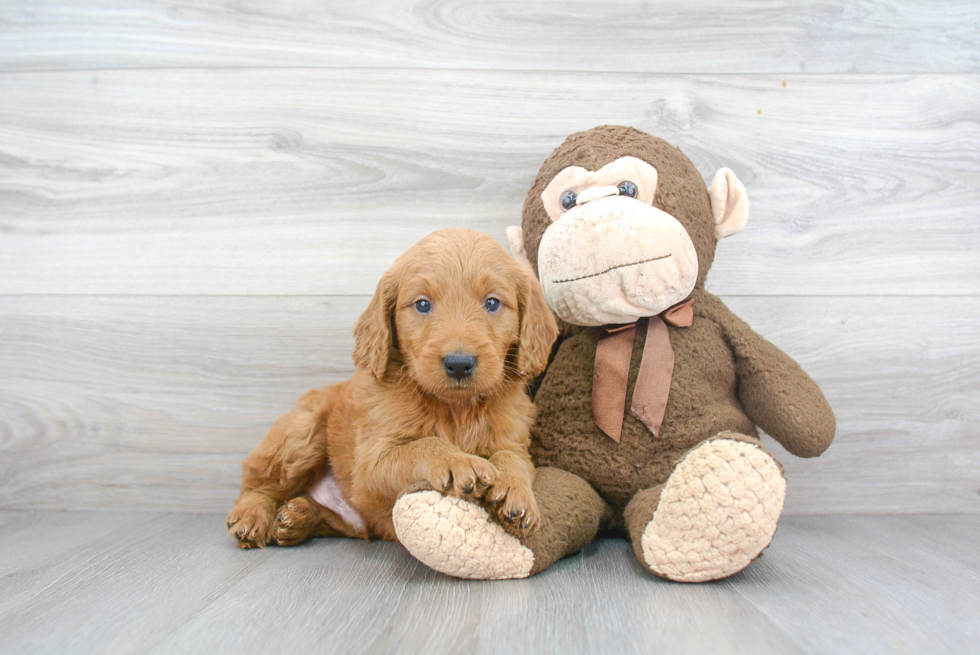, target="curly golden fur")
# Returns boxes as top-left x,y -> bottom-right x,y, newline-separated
227,228 -> 558,547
